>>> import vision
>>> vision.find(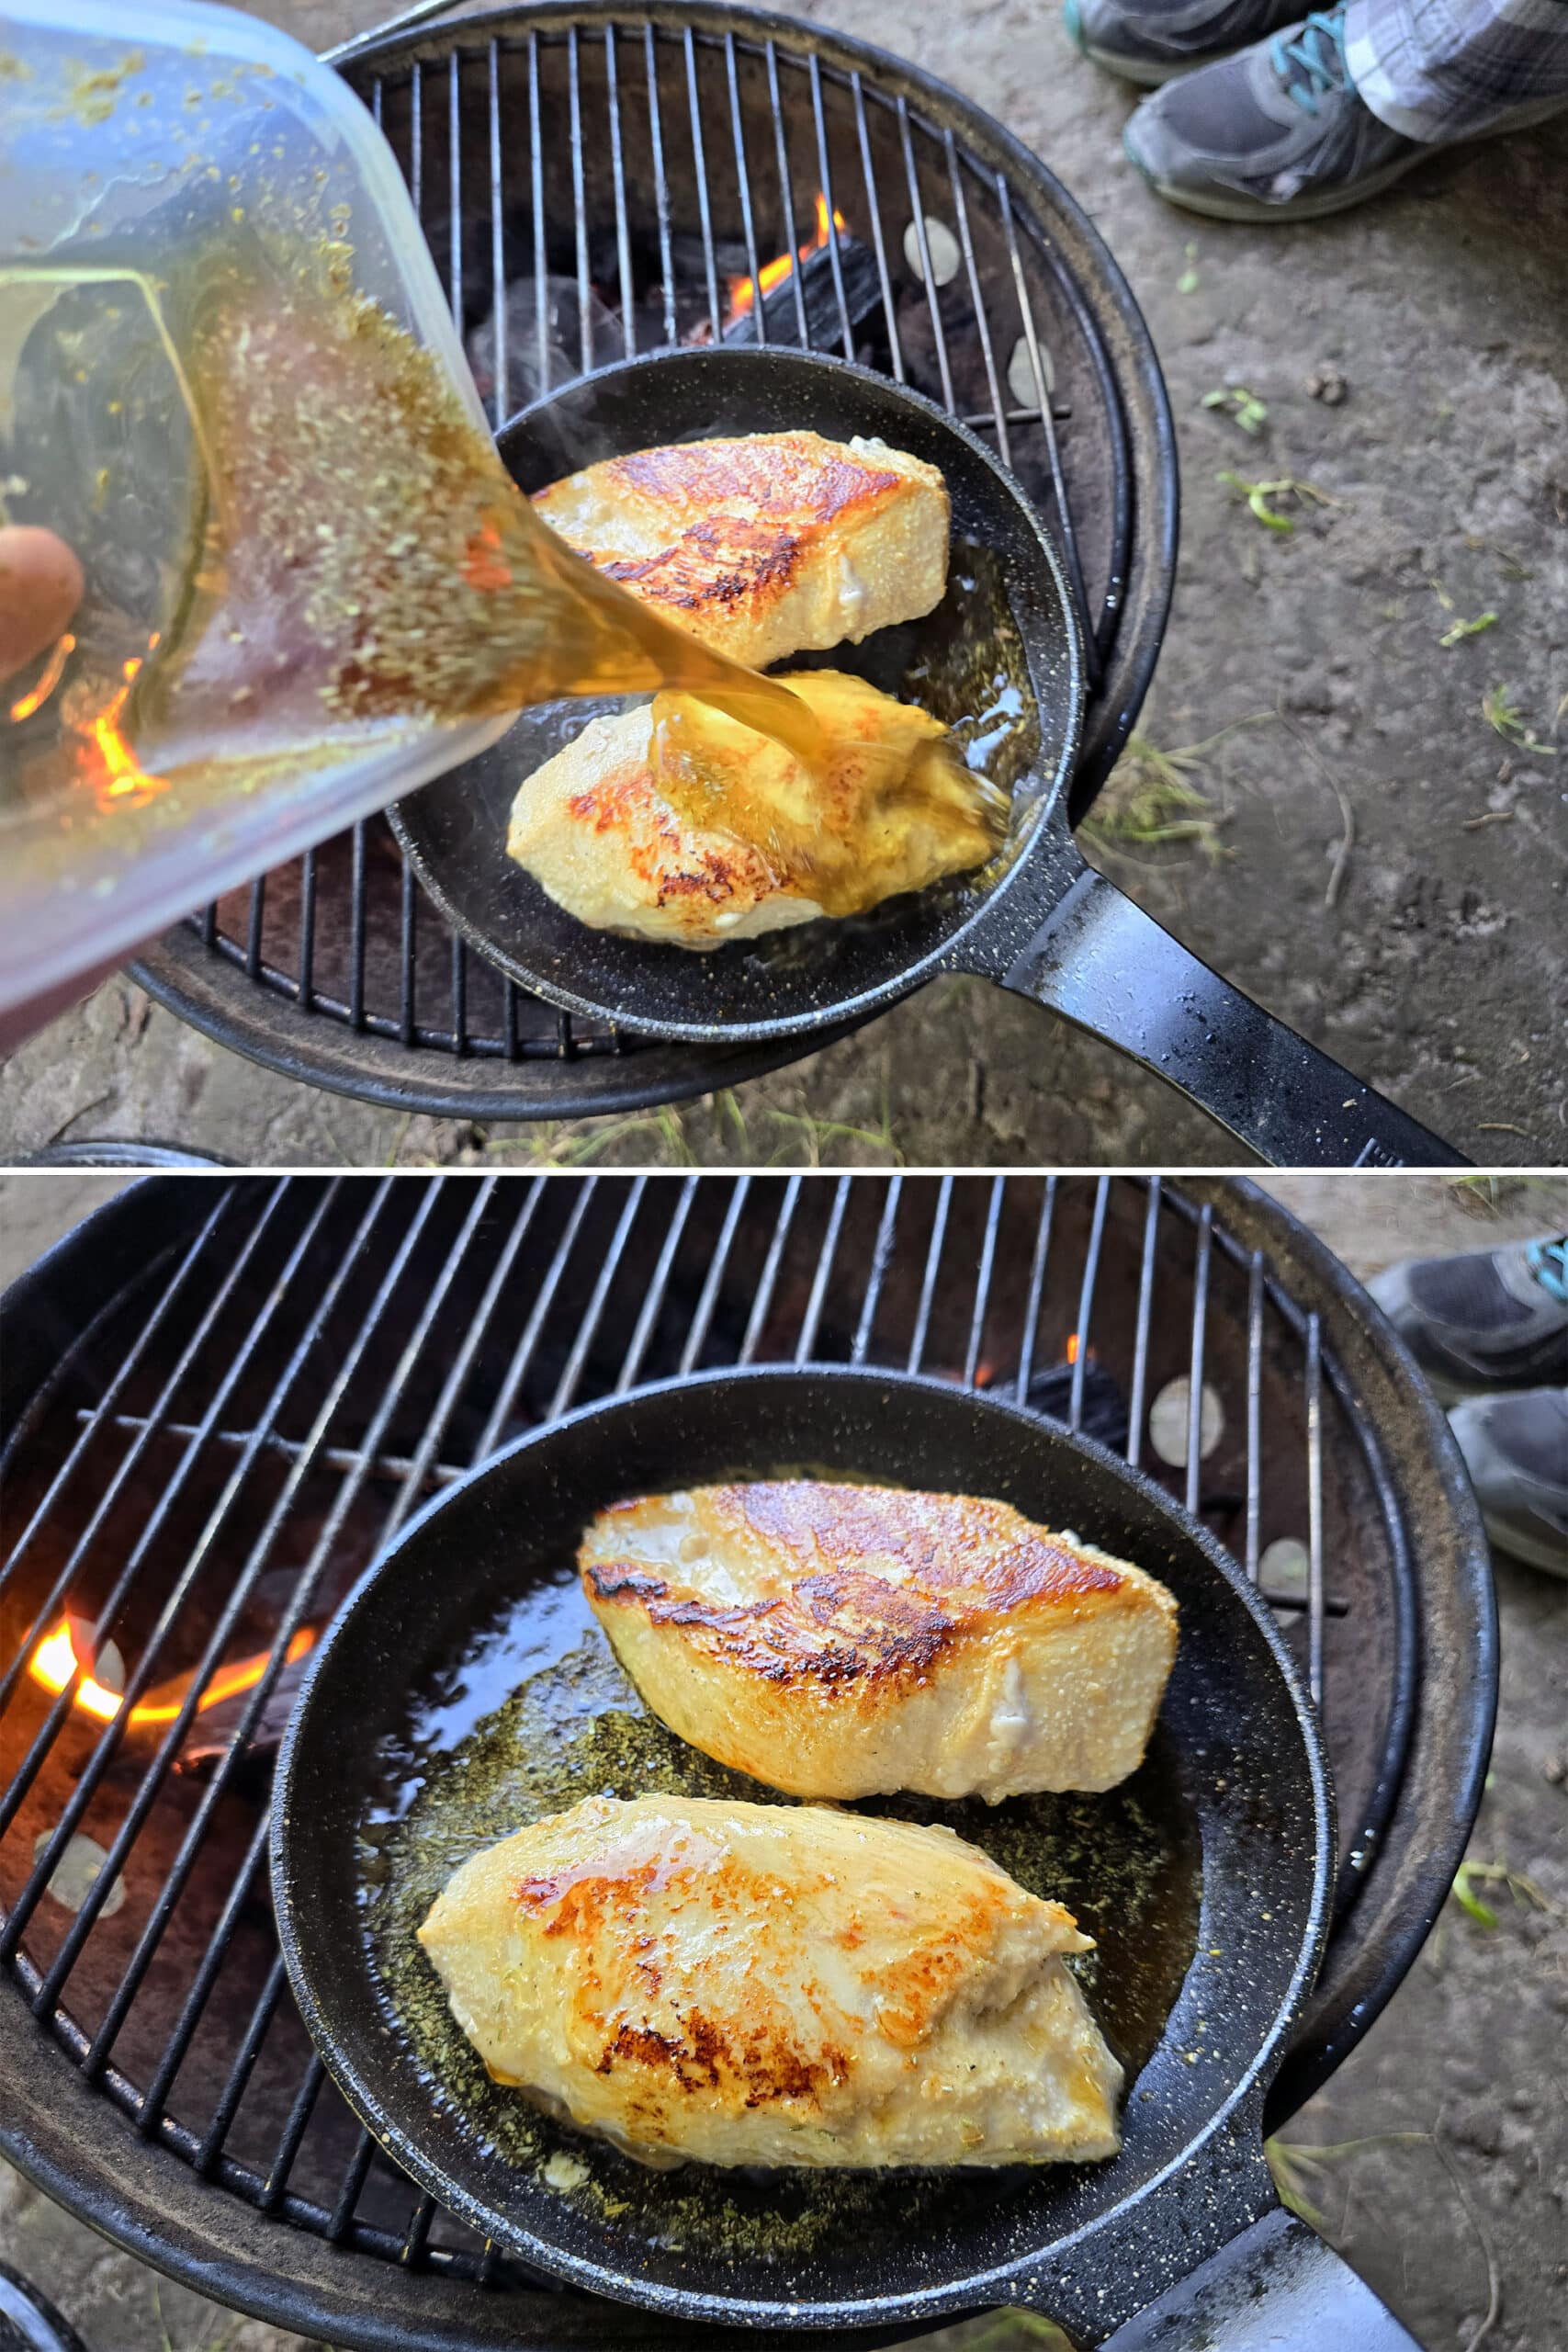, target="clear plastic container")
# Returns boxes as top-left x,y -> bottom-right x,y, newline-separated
0,0 -> 514,1012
